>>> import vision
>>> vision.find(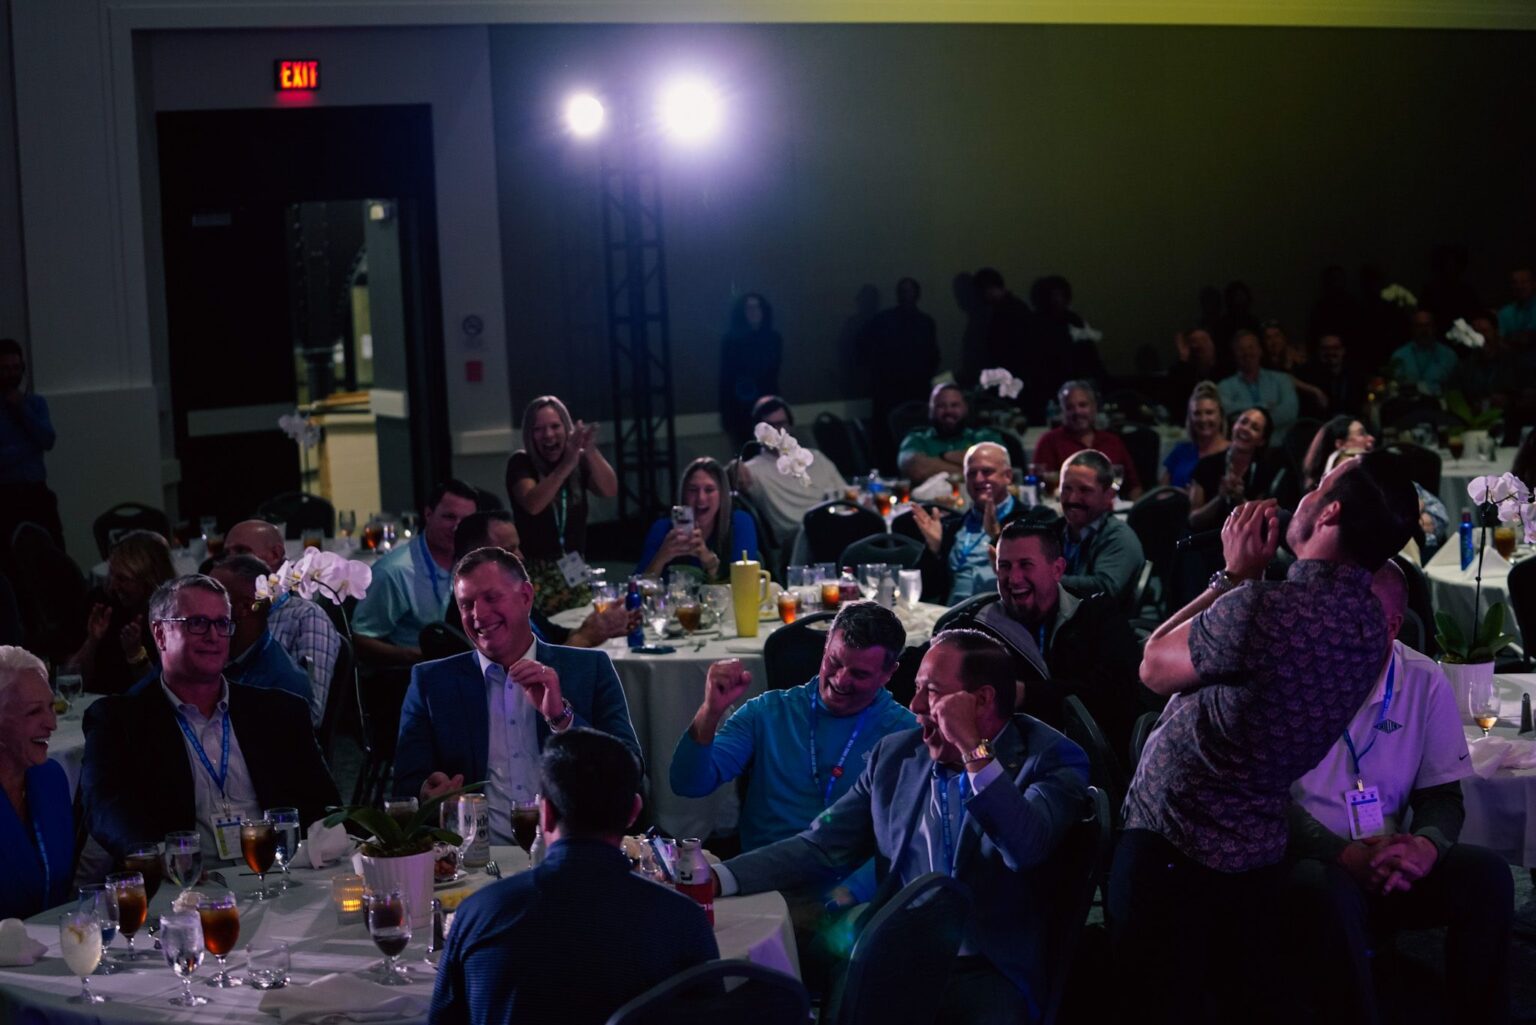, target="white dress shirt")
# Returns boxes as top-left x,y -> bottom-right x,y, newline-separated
160,679 -> 262,861
478,640 -> 542,845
